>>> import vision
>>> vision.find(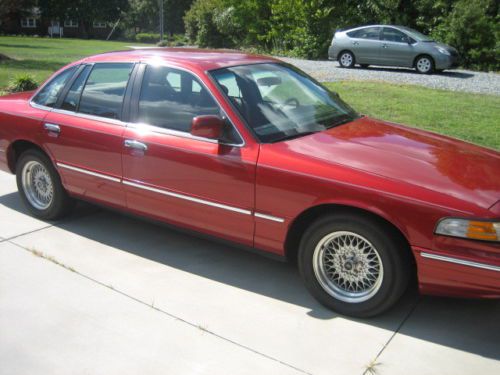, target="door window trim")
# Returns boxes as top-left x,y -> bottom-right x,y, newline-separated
130,62 -> 245,148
